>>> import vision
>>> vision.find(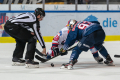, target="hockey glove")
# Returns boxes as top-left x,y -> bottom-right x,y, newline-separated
61,40 -> 65,45
51,47 -> 59,57
59,48 -> 68,56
